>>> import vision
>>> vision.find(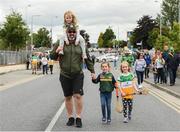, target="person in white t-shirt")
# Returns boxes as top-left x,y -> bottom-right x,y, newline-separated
41,55 -> 48,74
